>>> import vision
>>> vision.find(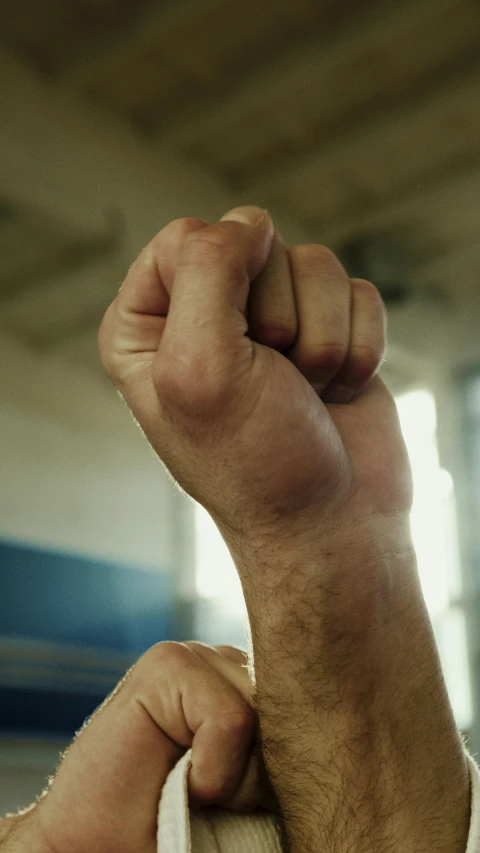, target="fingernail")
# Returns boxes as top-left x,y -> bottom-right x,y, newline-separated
221,206 -> 269,228
142,245 -> 155,268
